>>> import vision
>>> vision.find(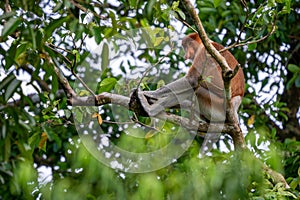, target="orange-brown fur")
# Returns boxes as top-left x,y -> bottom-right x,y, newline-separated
182,33 -> 245,121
